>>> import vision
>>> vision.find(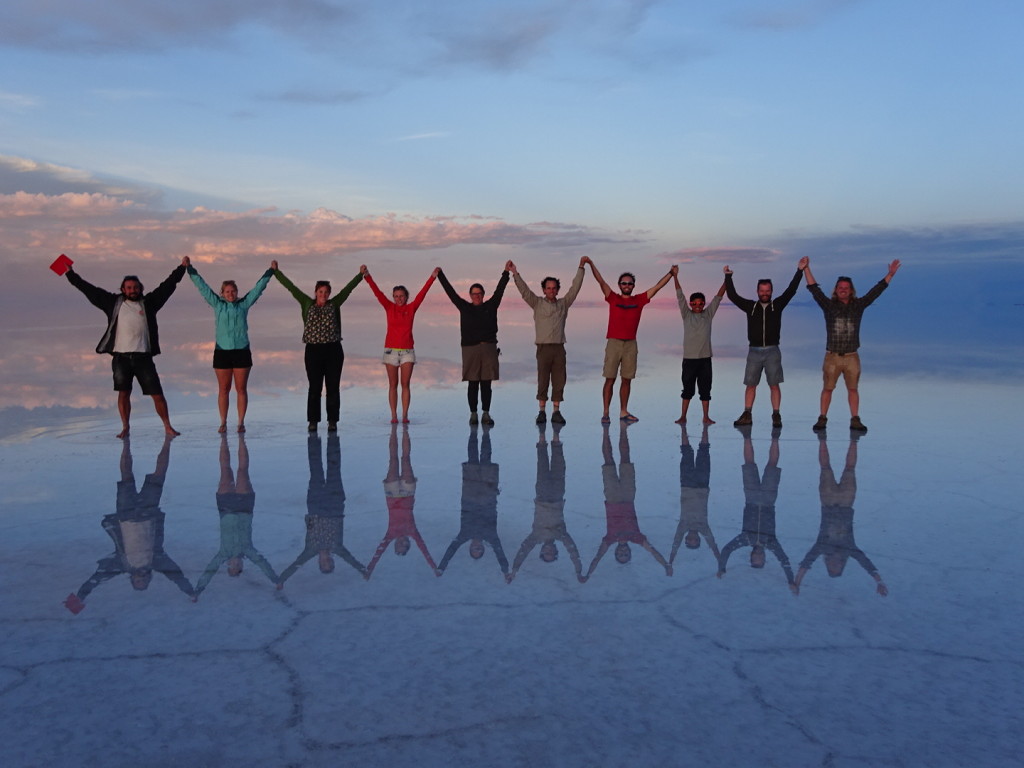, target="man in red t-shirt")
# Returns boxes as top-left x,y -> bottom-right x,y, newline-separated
584,257 -> 677,423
